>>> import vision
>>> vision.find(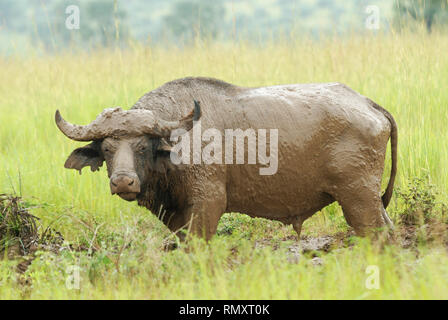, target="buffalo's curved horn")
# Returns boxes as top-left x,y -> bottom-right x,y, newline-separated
55,107 -> 127,141
55,101 -> 201,141
148,100 -> 202,136
55,109 -> 97,141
